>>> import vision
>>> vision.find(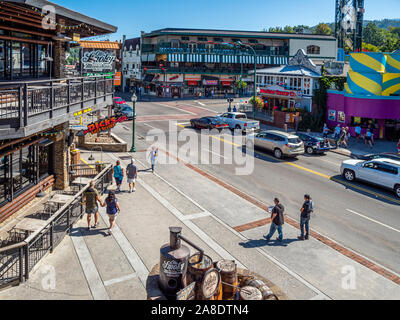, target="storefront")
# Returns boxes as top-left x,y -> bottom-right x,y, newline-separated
327,52 -> 400,140
259,85 -> 306,111
0,137 -> 54,207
